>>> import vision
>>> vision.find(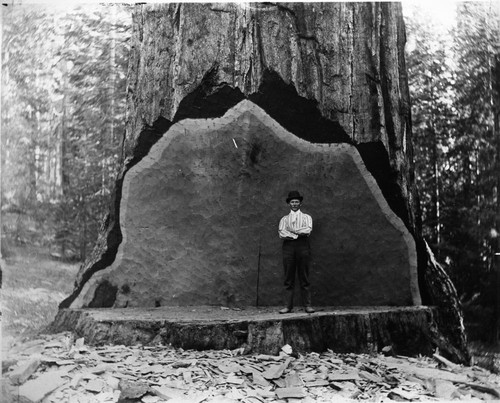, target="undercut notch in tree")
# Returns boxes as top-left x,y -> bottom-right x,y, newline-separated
54,2 -> 470,364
